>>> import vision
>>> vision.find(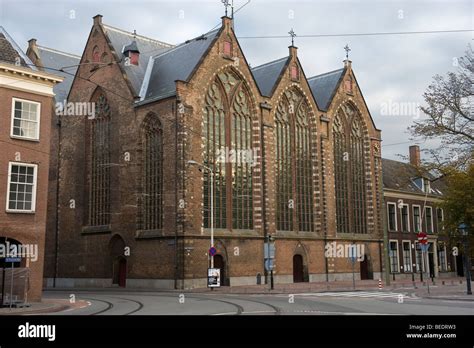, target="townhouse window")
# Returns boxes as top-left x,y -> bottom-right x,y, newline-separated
6,162 -> 37,212
413,206 -> 421,233
401,204 -> 409,232
276,88 -> 314,232
425,206 -> 433,234
203,69 -> 253,230
437,208 -> 444,231
402,241 -> 412,272
415,242 -> 424,272
333,103 -> 368,234
11,98 -> 40,140
387,203 -> 397,231
389,241 -> 399,273
438,242 -> 447,272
